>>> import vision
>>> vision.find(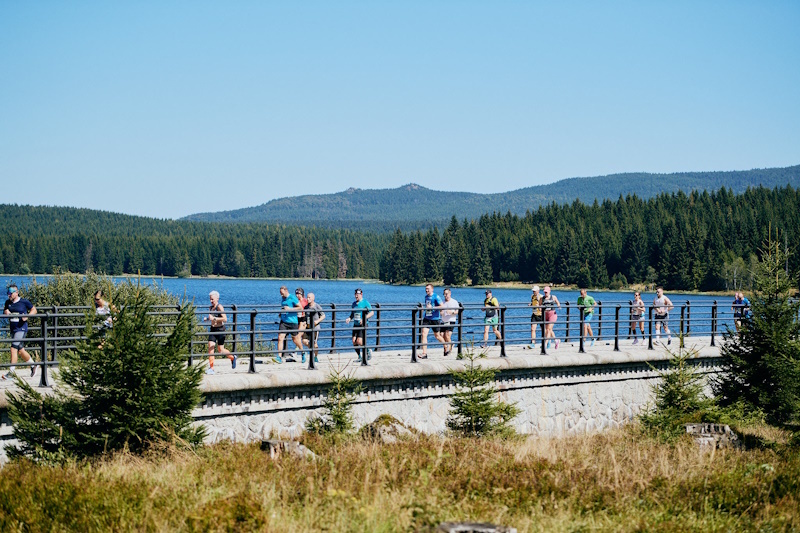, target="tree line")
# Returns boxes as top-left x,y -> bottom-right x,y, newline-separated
0,205 -> 387,279
379,186 -> 800,291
